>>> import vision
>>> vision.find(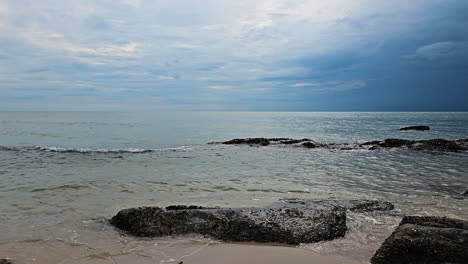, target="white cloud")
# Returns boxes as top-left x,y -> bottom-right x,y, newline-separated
207,85 -> 232,90
172,43 -> 204,49
290,83 -> 320,87
253,88 -> 270,91
291,80 -> 366,92
405,41 -> 468,60
155,76 -> 175,80
17,29 -> 143,64
120,0 -> 143,8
